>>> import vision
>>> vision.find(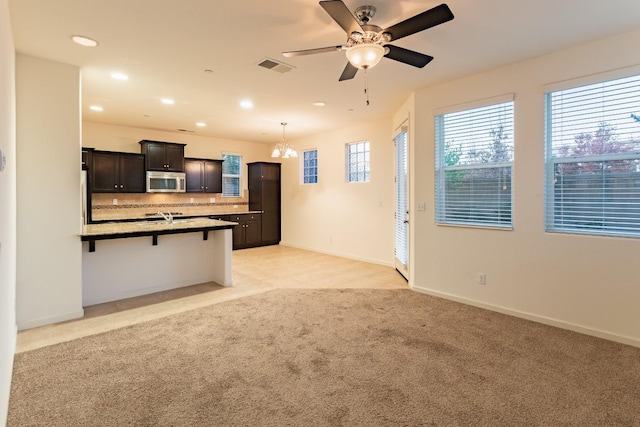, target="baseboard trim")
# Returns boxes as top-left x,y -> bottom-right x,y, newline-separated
82,279 -> 217,307
17,309 -> 85,331
279,242 -> 394,267
412,285 -> 640,349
